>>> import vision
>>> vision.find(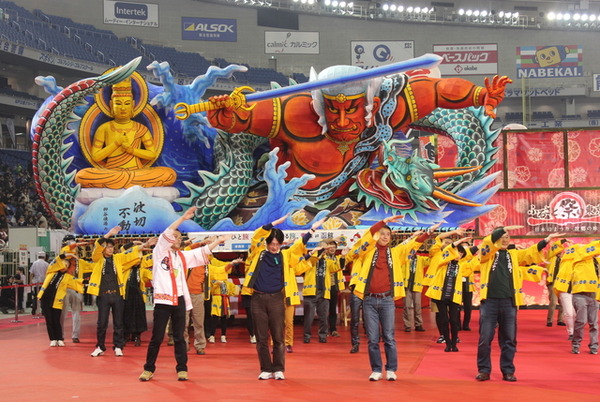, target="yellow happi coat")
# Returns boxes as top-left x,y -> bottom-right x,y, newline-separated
554,241 -> 600,300
426,246 -> 476,305
349,228 -> 423,301
478,234 -> 544,306
303,253 -> 343,299
242,226 -> 308,306
87,239 -> 143,297
37,255 -> 84,310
